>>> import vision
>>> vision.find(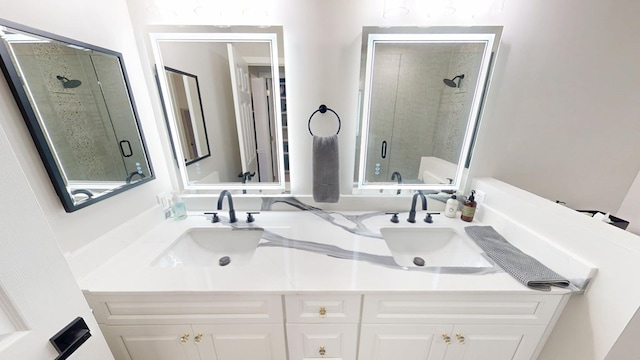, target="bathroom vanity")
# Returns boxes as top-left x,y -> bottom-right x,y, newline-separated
80,197 -> 592,360
86,291 -> 567,360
